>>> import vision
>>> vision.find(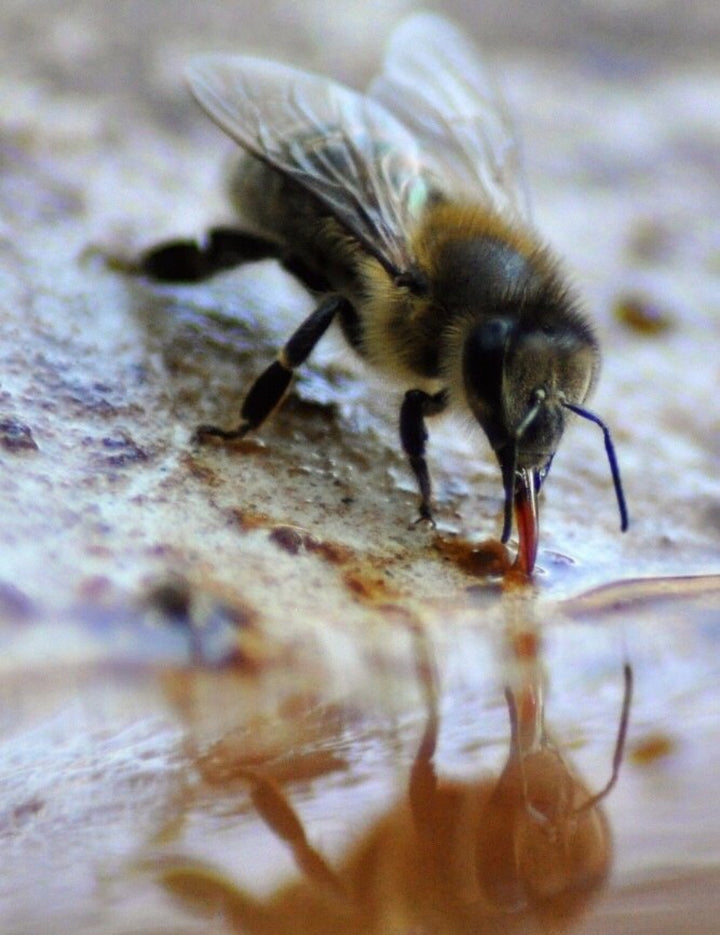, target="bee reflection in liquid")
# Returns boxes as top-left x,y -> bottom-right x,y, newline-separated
156,627 -> 632,934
